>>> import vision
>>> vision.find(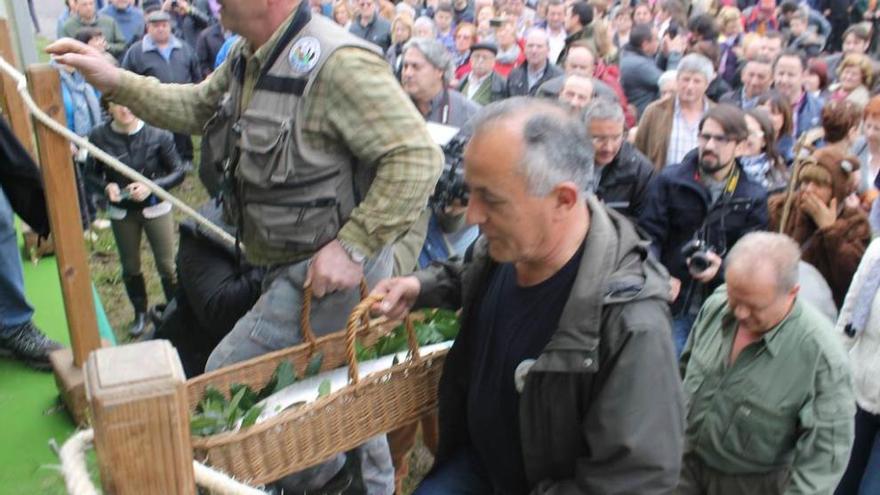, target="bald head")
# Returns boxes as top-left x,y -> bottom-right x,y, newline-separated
726,232 -> 801,295
469,97 -> 594,195
559,75 -> 594,113
564,45 -> 595,77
